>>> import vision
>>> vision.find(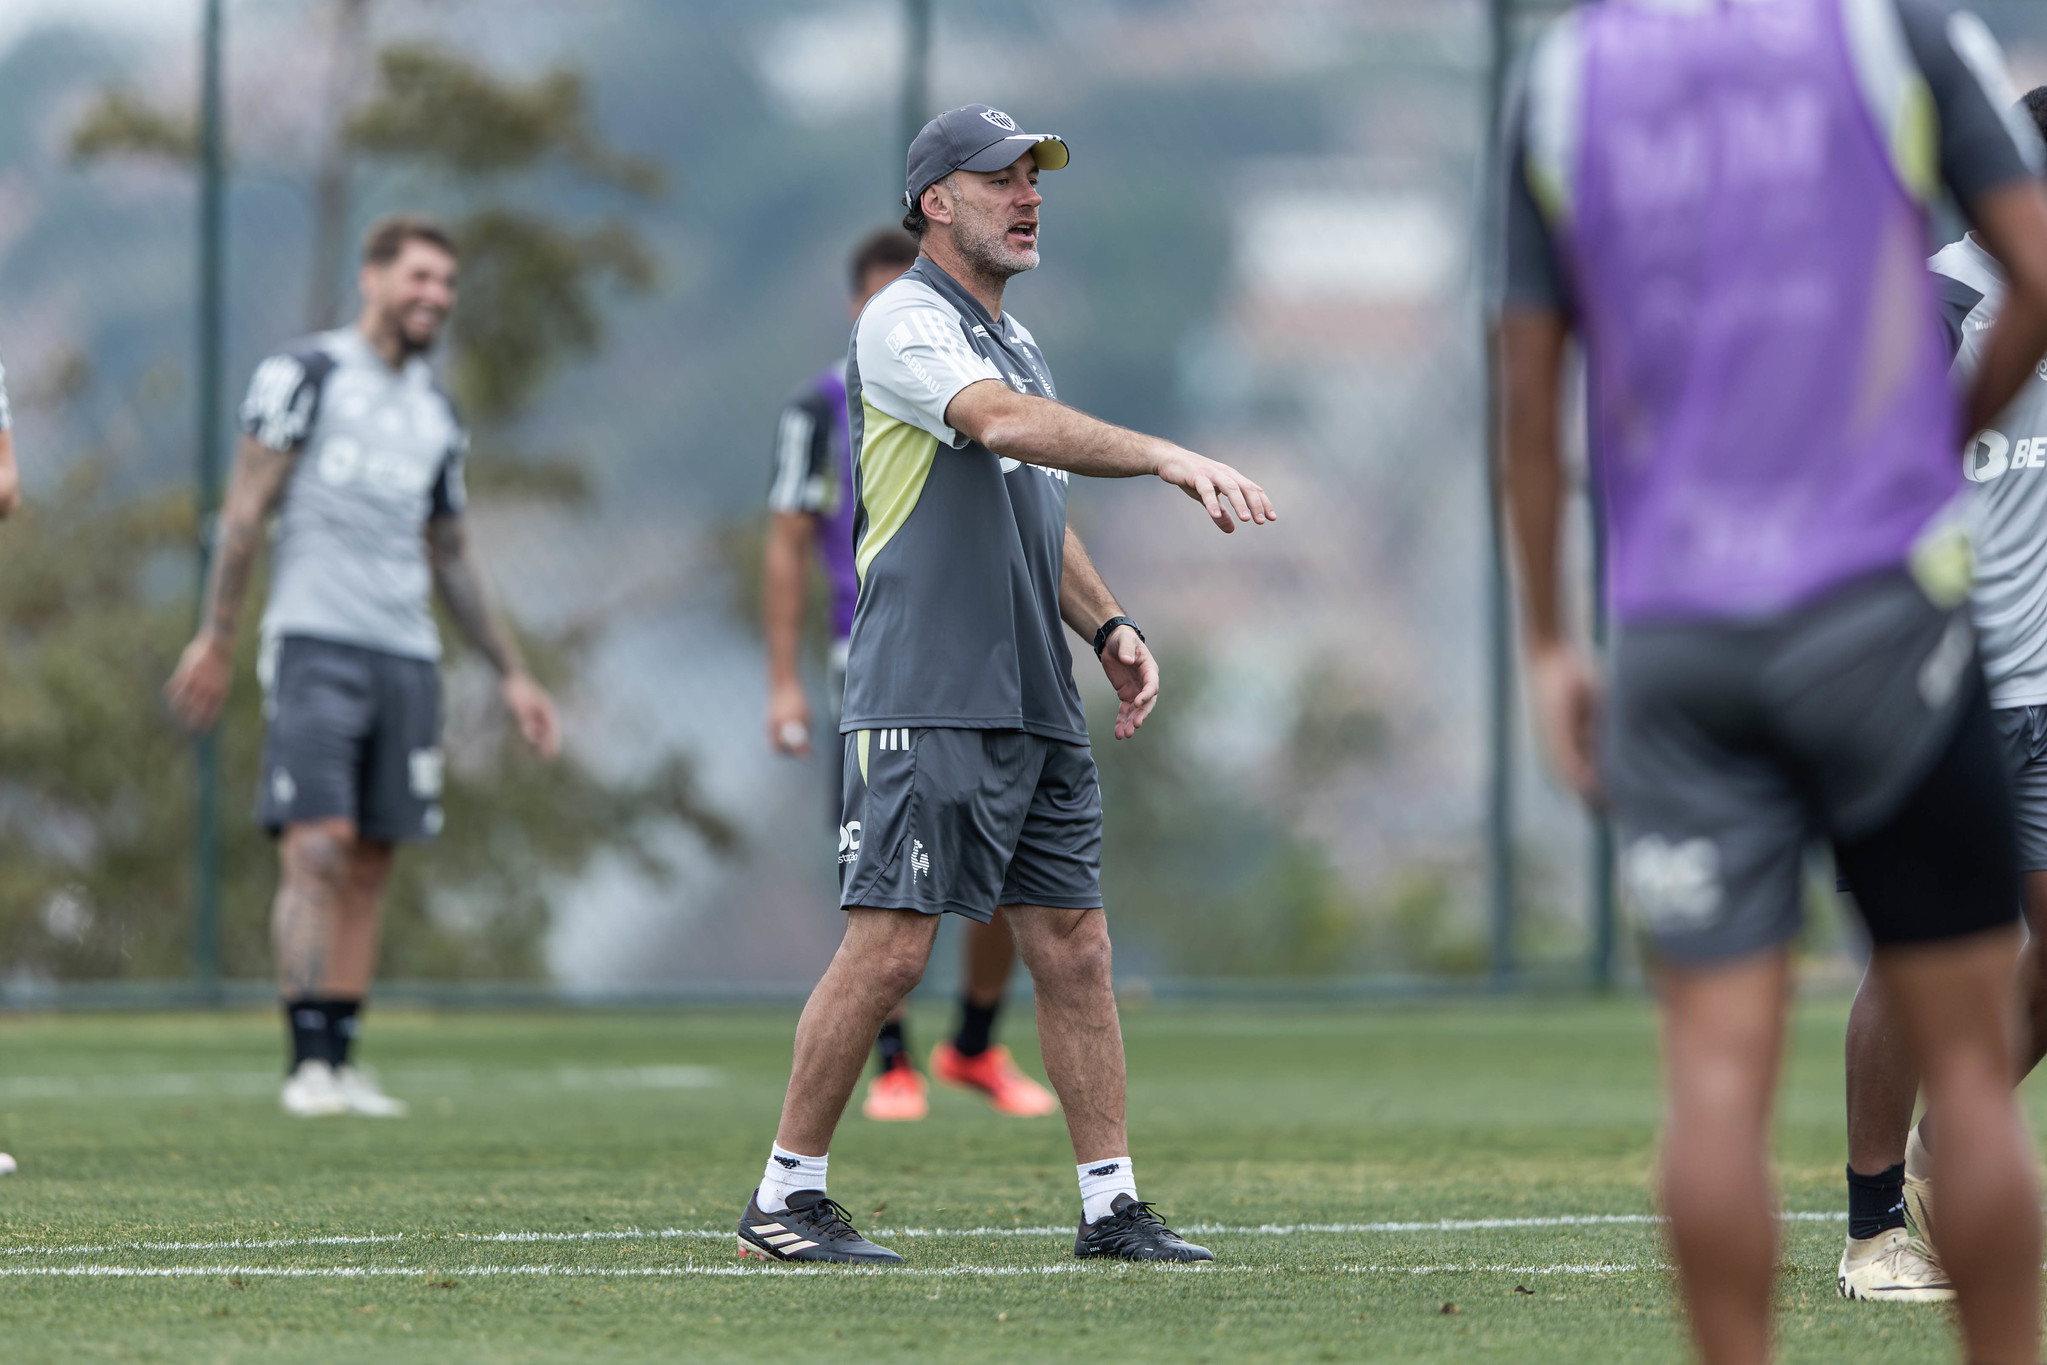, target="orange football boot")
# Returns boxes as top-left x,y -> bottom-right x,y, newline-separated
930,1042 -> 1058,1116
860,1062 -> 928,1121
